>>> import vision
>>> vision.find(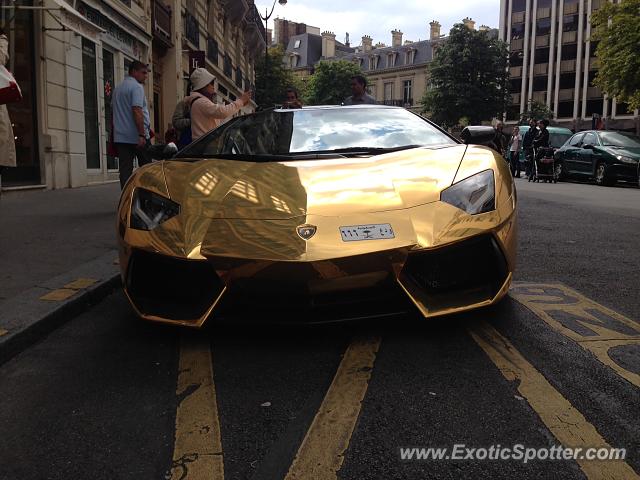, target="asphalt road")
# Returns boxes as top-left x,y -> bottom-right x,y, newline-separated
1,178 -> 639,480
